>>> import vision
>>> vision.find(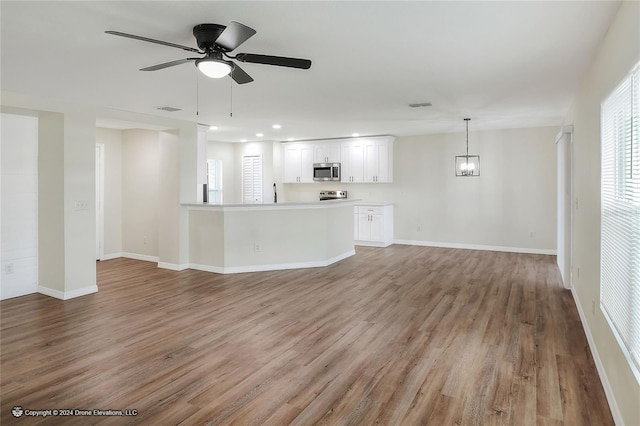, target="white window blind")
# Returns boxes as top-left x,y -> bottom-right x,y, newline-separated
207,159 -> 223,204
601,61 -> 640,383
242,155 -> 263,204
